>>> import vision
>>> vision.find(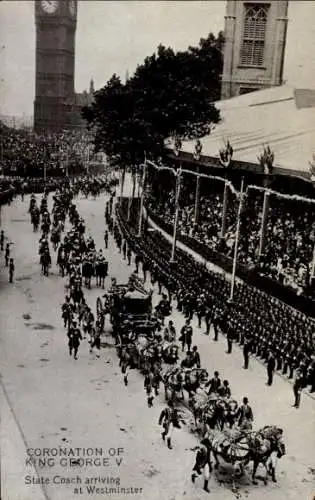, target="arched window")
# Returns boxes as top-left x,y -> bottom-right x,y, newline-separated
240,4 -> 268,66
